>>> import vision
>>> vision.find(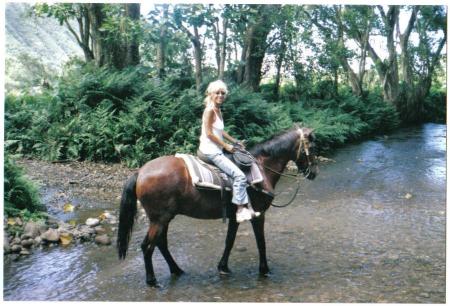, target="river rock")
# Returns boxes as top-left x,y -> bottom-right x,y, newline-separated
95,234 -> 111,245
21,233 -> 32,240
41,228 -> 60,242
59,232 -> 73,246
23,221 -> 41,238
94,226 -> 107,235
86,218 -> 100,227
34,236 -> 42,245
21,239 -> 34,248
20,249 -> 31,256
4,233 -> 11,253
58,221 -> 74,231
14,217 -> 23,226
12,237 -> 21,245
11,244 -> 22,253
